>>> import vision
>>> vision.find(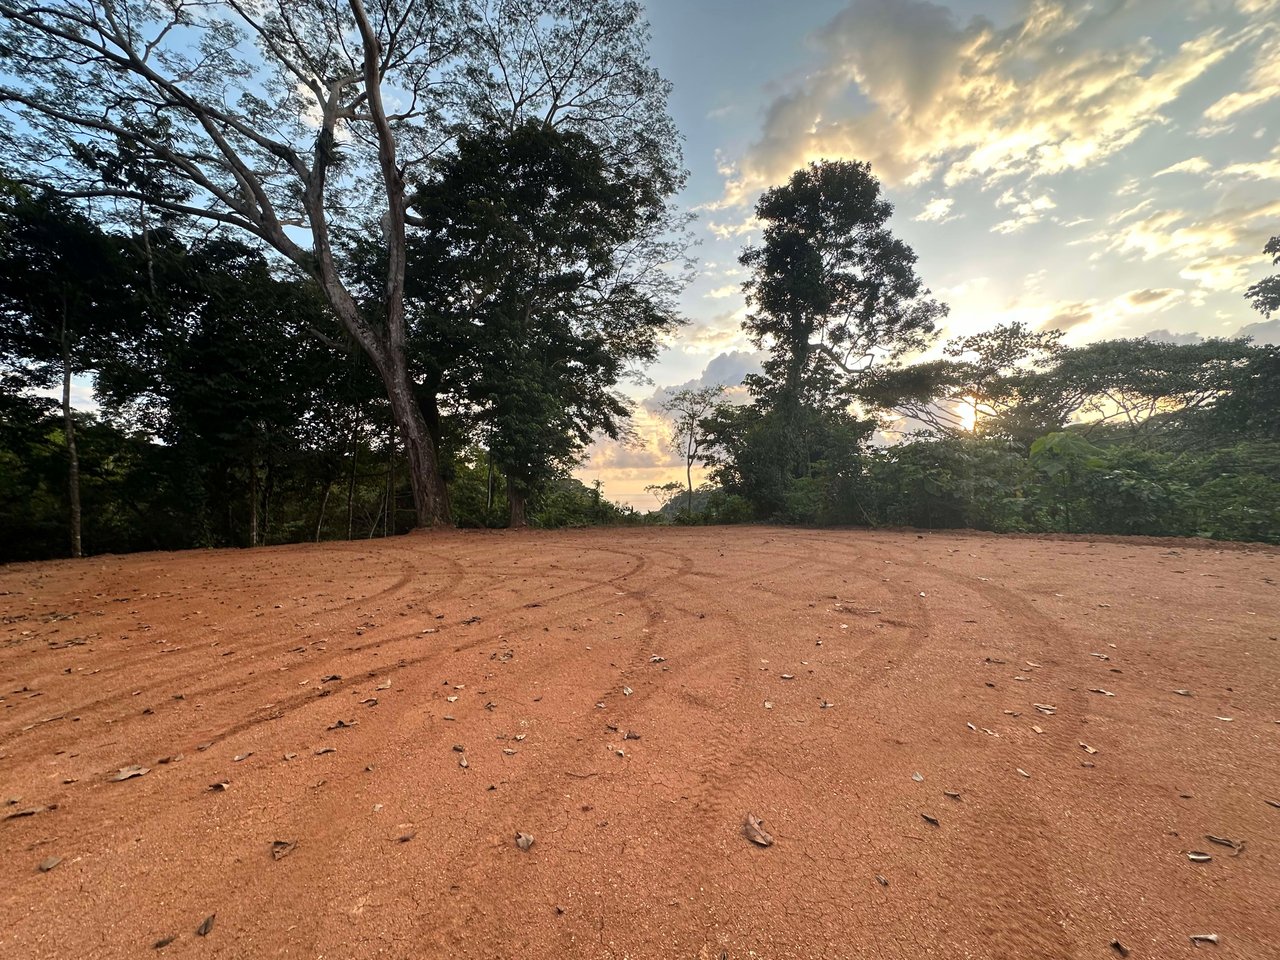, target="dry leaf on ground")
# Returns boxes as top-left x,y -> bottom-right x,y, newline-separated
744,813 -> 774,847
